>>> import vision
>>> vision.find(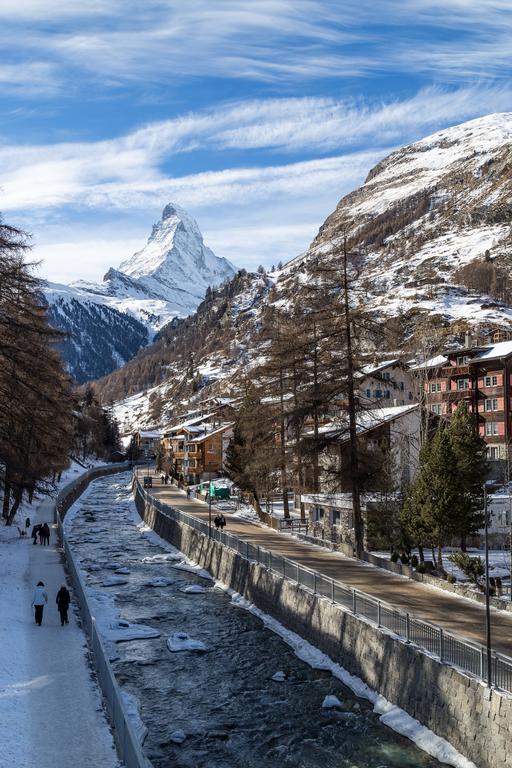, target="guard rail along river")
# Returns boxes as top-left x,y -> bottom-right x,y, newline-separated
133,472 -> 512,768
